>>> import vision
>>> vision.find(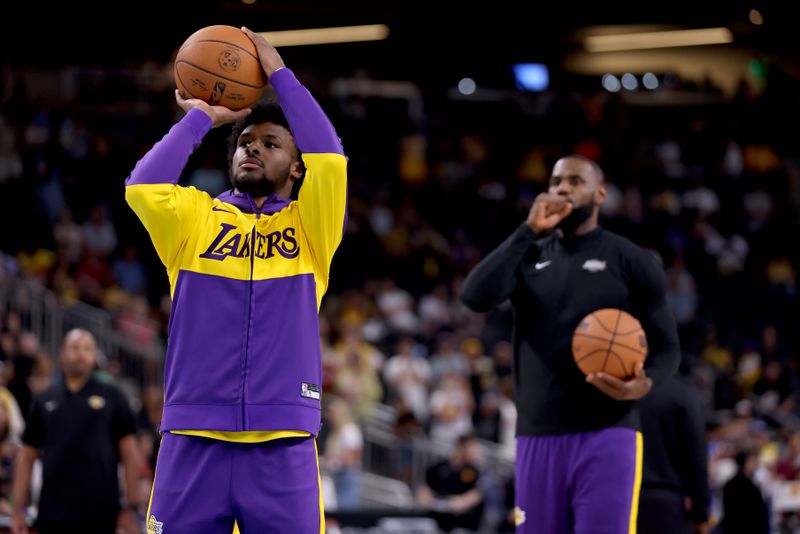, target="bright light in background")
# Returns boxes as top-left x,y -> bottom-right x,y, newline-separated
601,74 -> 621,92
458,78 -> 477,95
241,0 -> 256,4
642,72 -> 659,89
621,73 -> 638,90
584,27 -> 733,52
258,24 -> 390,47
512,63 -> 550,91
749,9 -> 764,25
